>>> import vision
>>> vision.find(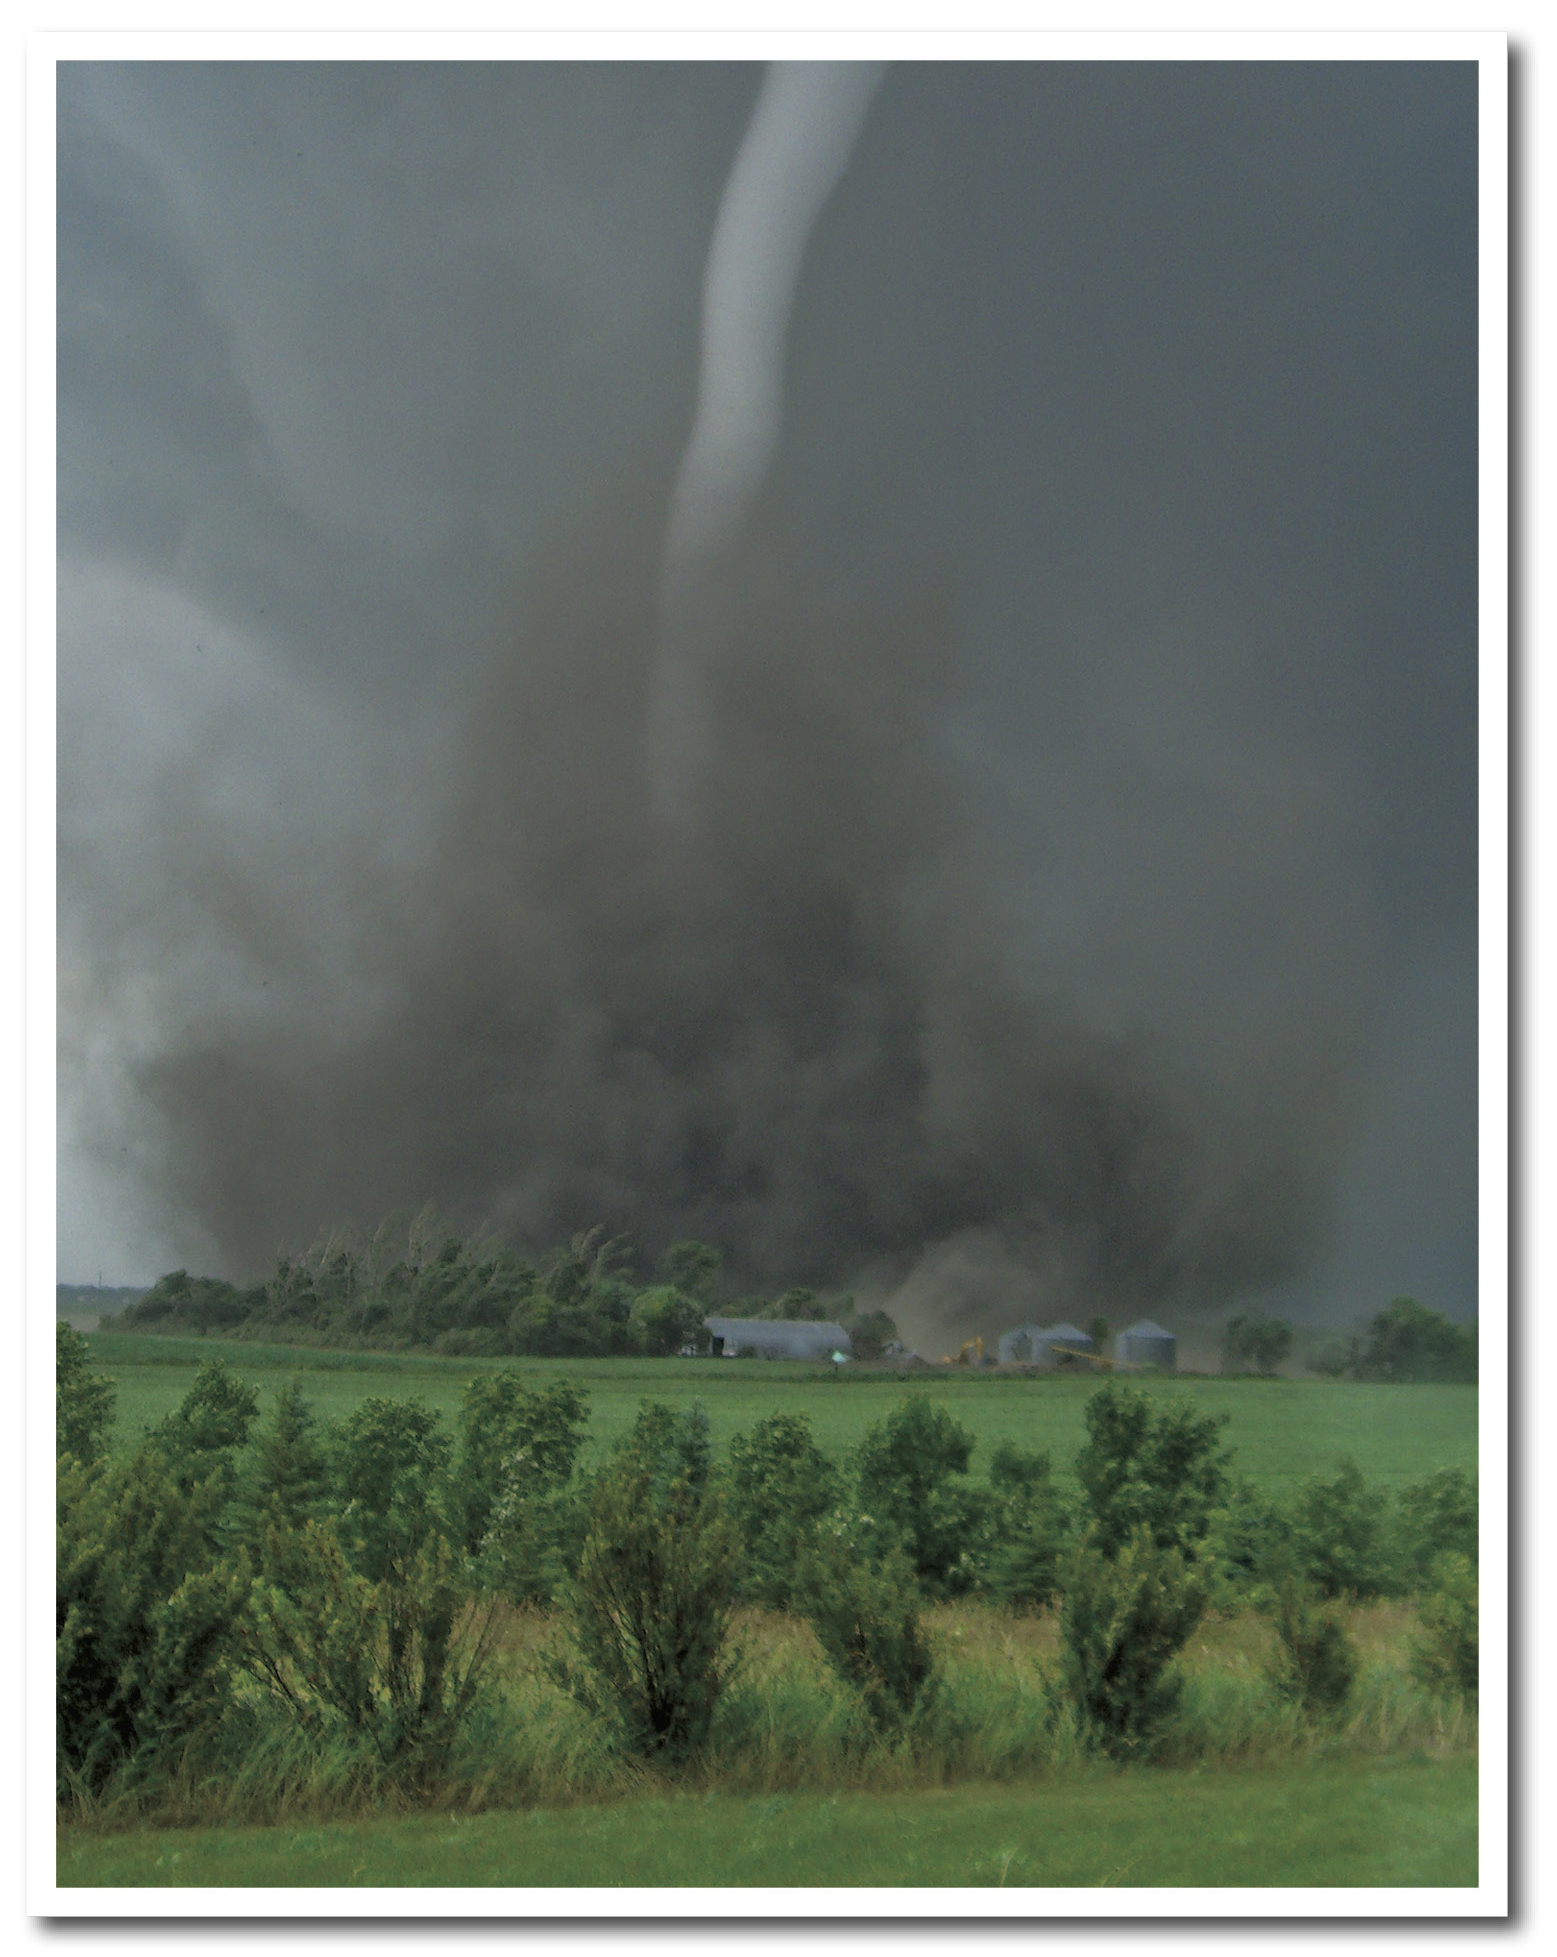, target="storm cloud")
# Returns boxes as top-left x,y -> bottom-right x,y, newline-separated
56,60 -> 1478,1344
